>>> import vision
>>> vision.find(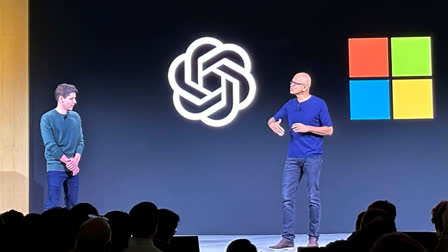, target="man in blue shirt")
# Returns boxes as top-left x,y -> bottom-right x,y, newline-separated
40,83 -> 84,210
268,73 -> 333,249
